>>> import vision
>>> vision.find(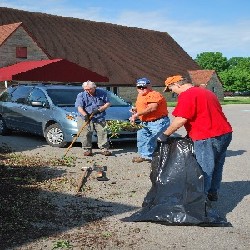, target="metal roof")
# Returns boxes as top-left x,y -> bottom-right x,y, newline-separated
0,59 -> 109,82
0,7 -> 201,85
